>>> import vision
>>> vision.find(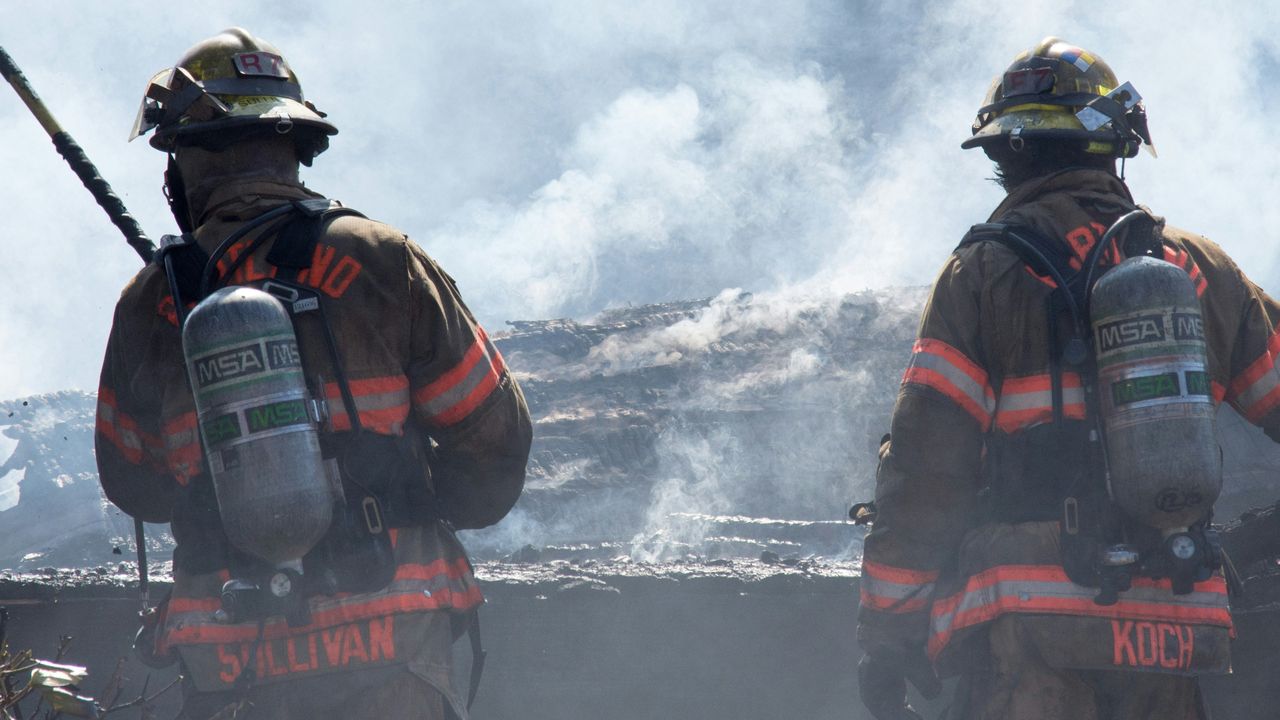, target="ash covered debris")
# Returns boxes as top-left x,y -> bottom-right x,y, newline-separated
0,392 -> 169,571
474,285 -> 1280,562
3,287 -> 1280,570
471,286 -> 929,561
